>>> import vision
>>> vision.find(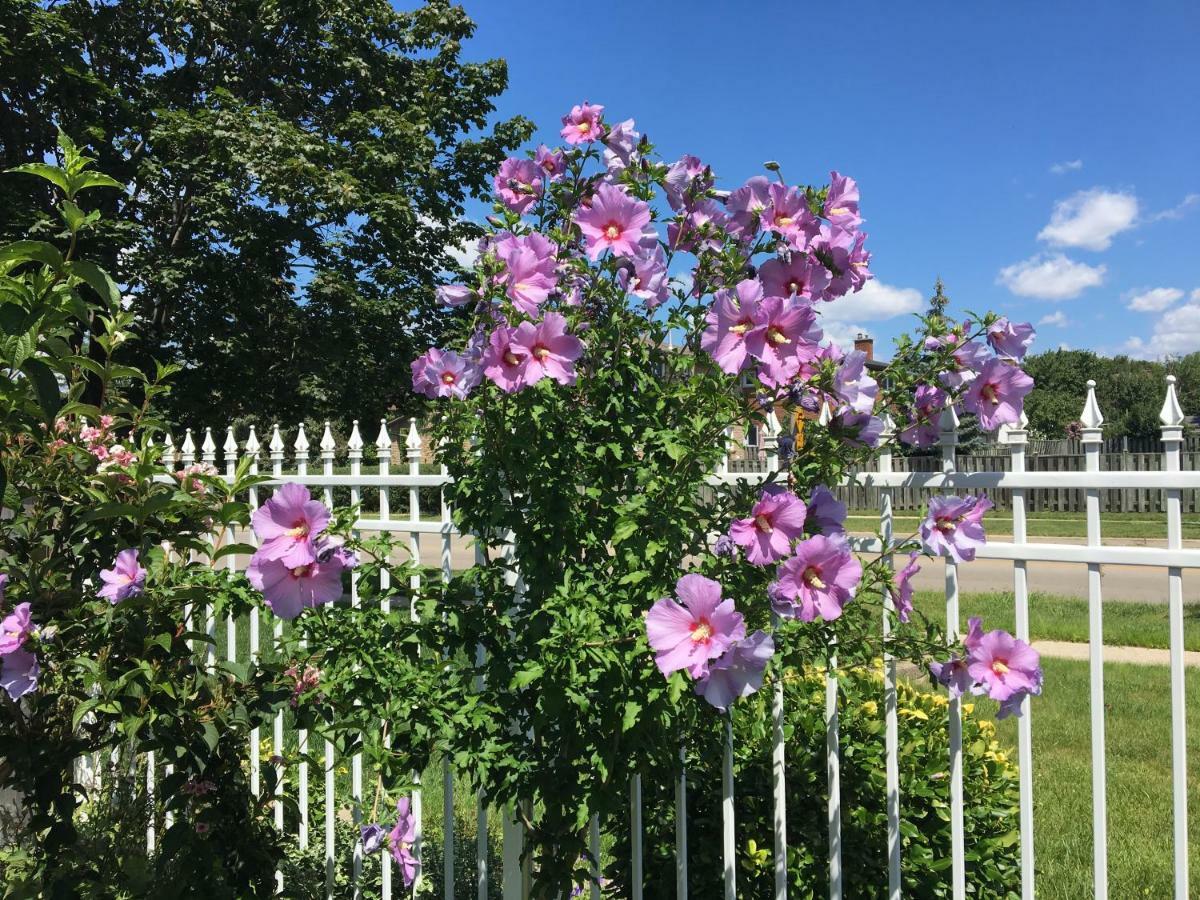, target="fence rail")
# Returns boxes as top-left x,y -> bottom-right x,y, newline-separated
133,376 -> 1192,900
